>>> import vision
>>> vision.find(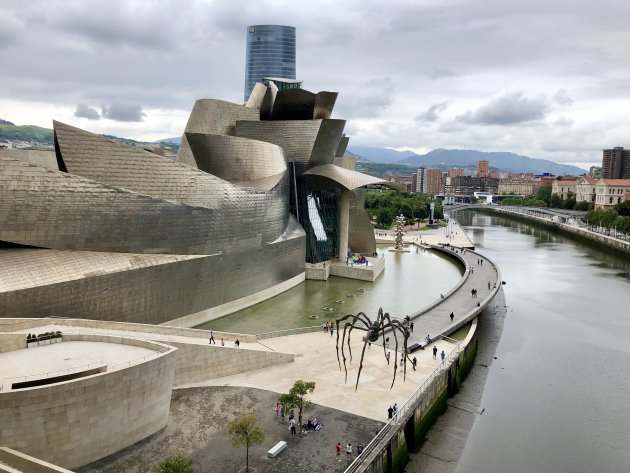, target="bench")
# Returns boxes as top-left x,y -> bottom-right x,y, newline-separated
408,343 -> 424,353
267,441 -> 287,458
